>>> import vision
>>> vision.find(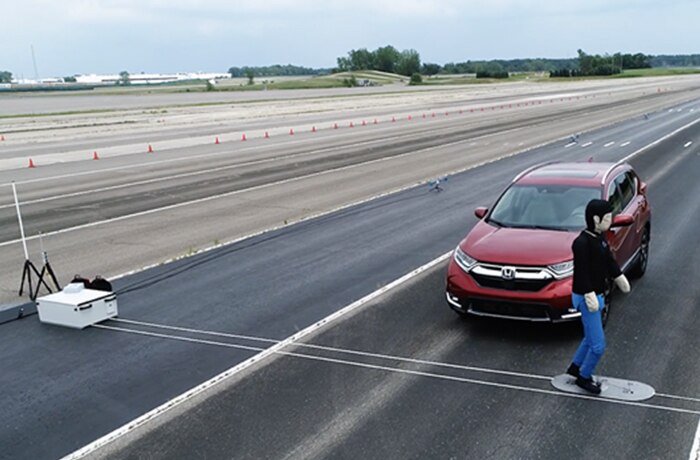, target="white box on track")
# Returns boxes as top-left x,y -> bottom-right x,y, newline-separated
36,286 -> 117,329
